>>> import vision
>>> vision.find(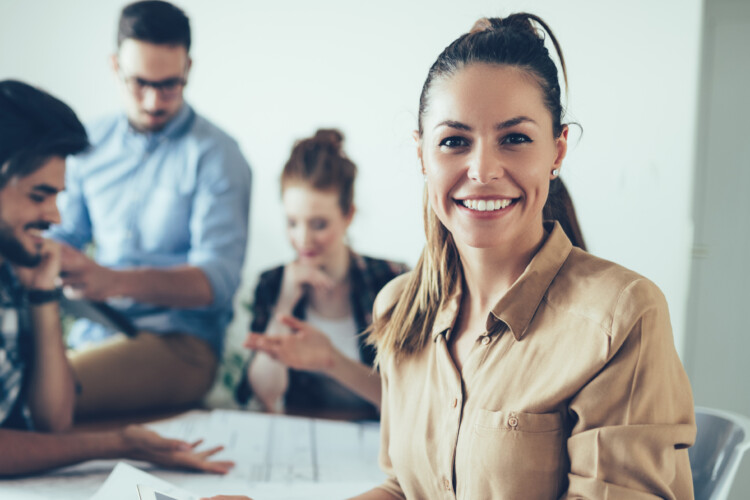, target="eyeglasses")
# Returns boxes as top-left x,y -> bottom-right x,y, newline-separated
119,71 -> 187,100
